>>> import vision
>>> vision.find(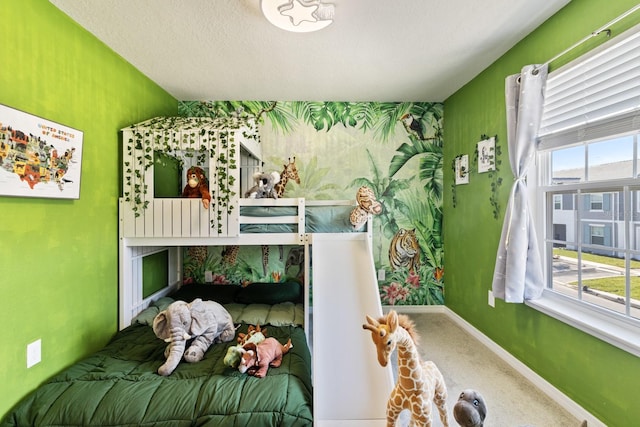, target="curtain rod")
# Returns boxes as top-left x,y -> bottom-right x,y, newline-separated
537,4 -> 640,70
